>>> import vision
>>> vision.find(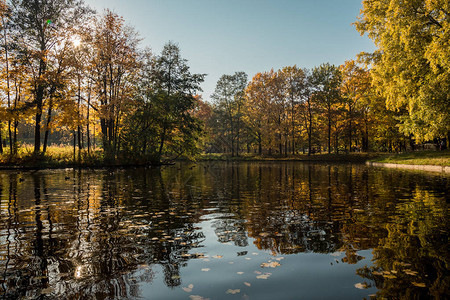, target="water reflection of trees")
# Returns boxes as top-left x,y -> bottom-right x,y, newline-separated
0,163 -> 448,299
0,168 -> 205,298
182,162 -> 448,298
